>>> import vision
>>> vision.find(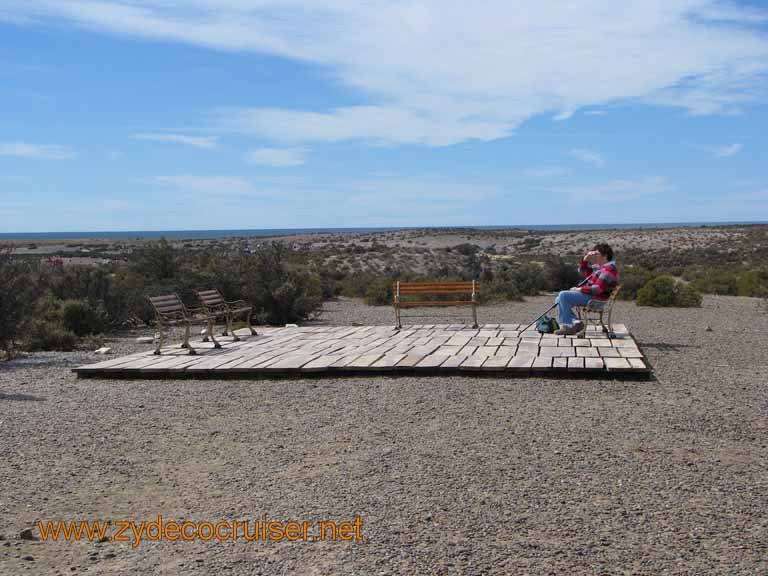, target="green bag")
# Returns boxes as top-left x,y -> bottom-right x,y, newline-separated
536,316 -> 560,334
